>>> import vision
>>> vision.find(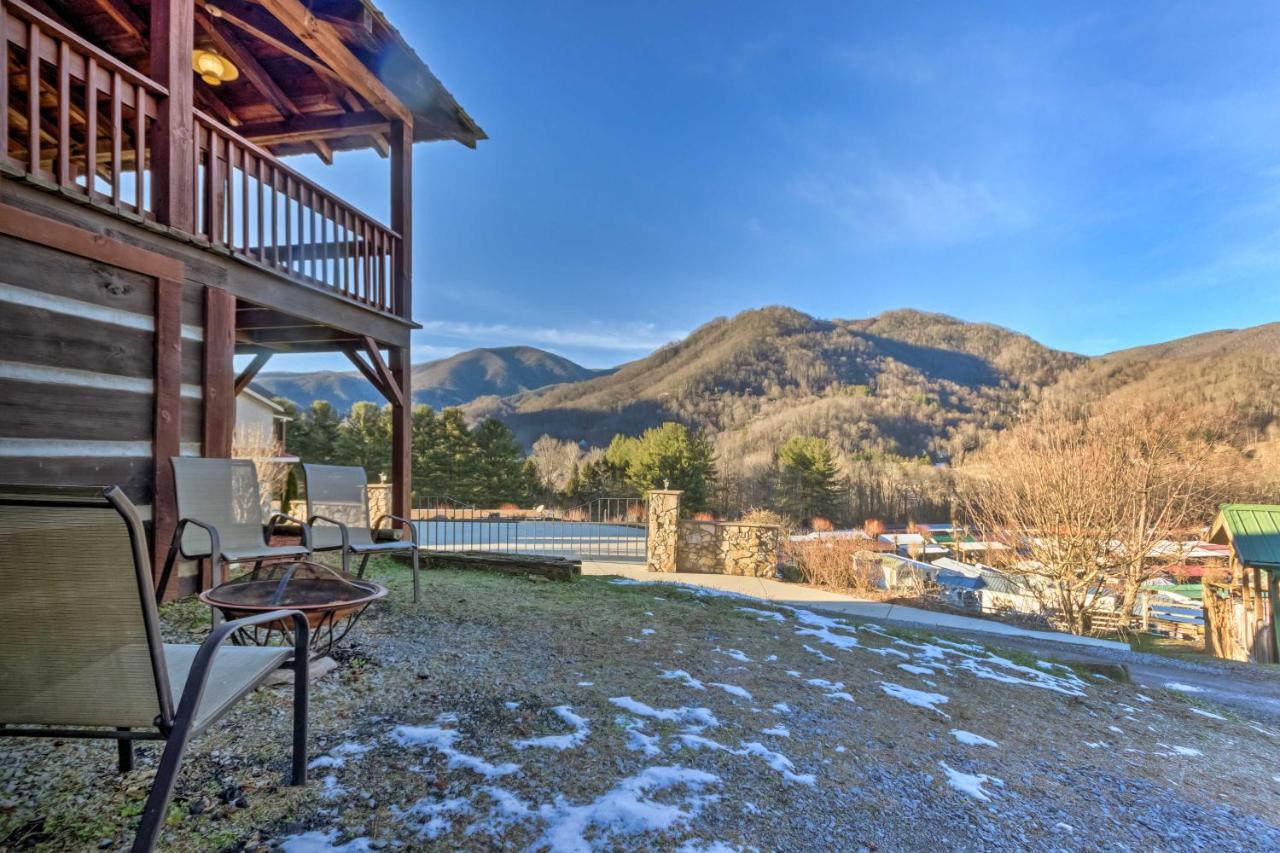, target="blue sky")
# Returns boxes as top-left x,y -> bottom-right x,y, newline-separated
277,1 -> 1280,372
